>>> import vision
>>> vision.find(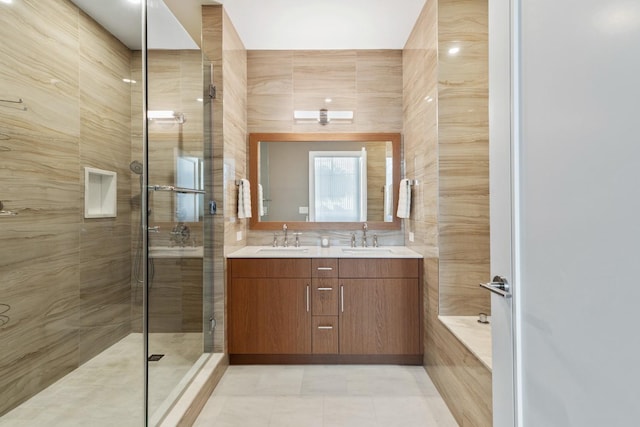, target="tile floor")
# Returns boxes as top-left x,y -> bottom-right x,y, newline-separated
0,333 -> 202,427
194,365 -> 459,427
